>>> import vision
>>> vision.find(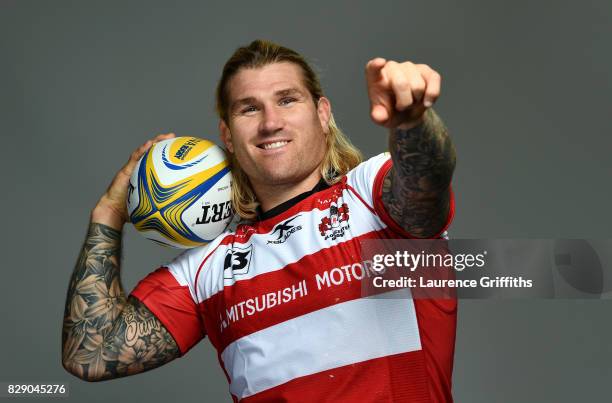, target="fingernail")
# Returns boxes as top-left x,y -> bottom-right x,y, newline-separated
424,100 -> 433,108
